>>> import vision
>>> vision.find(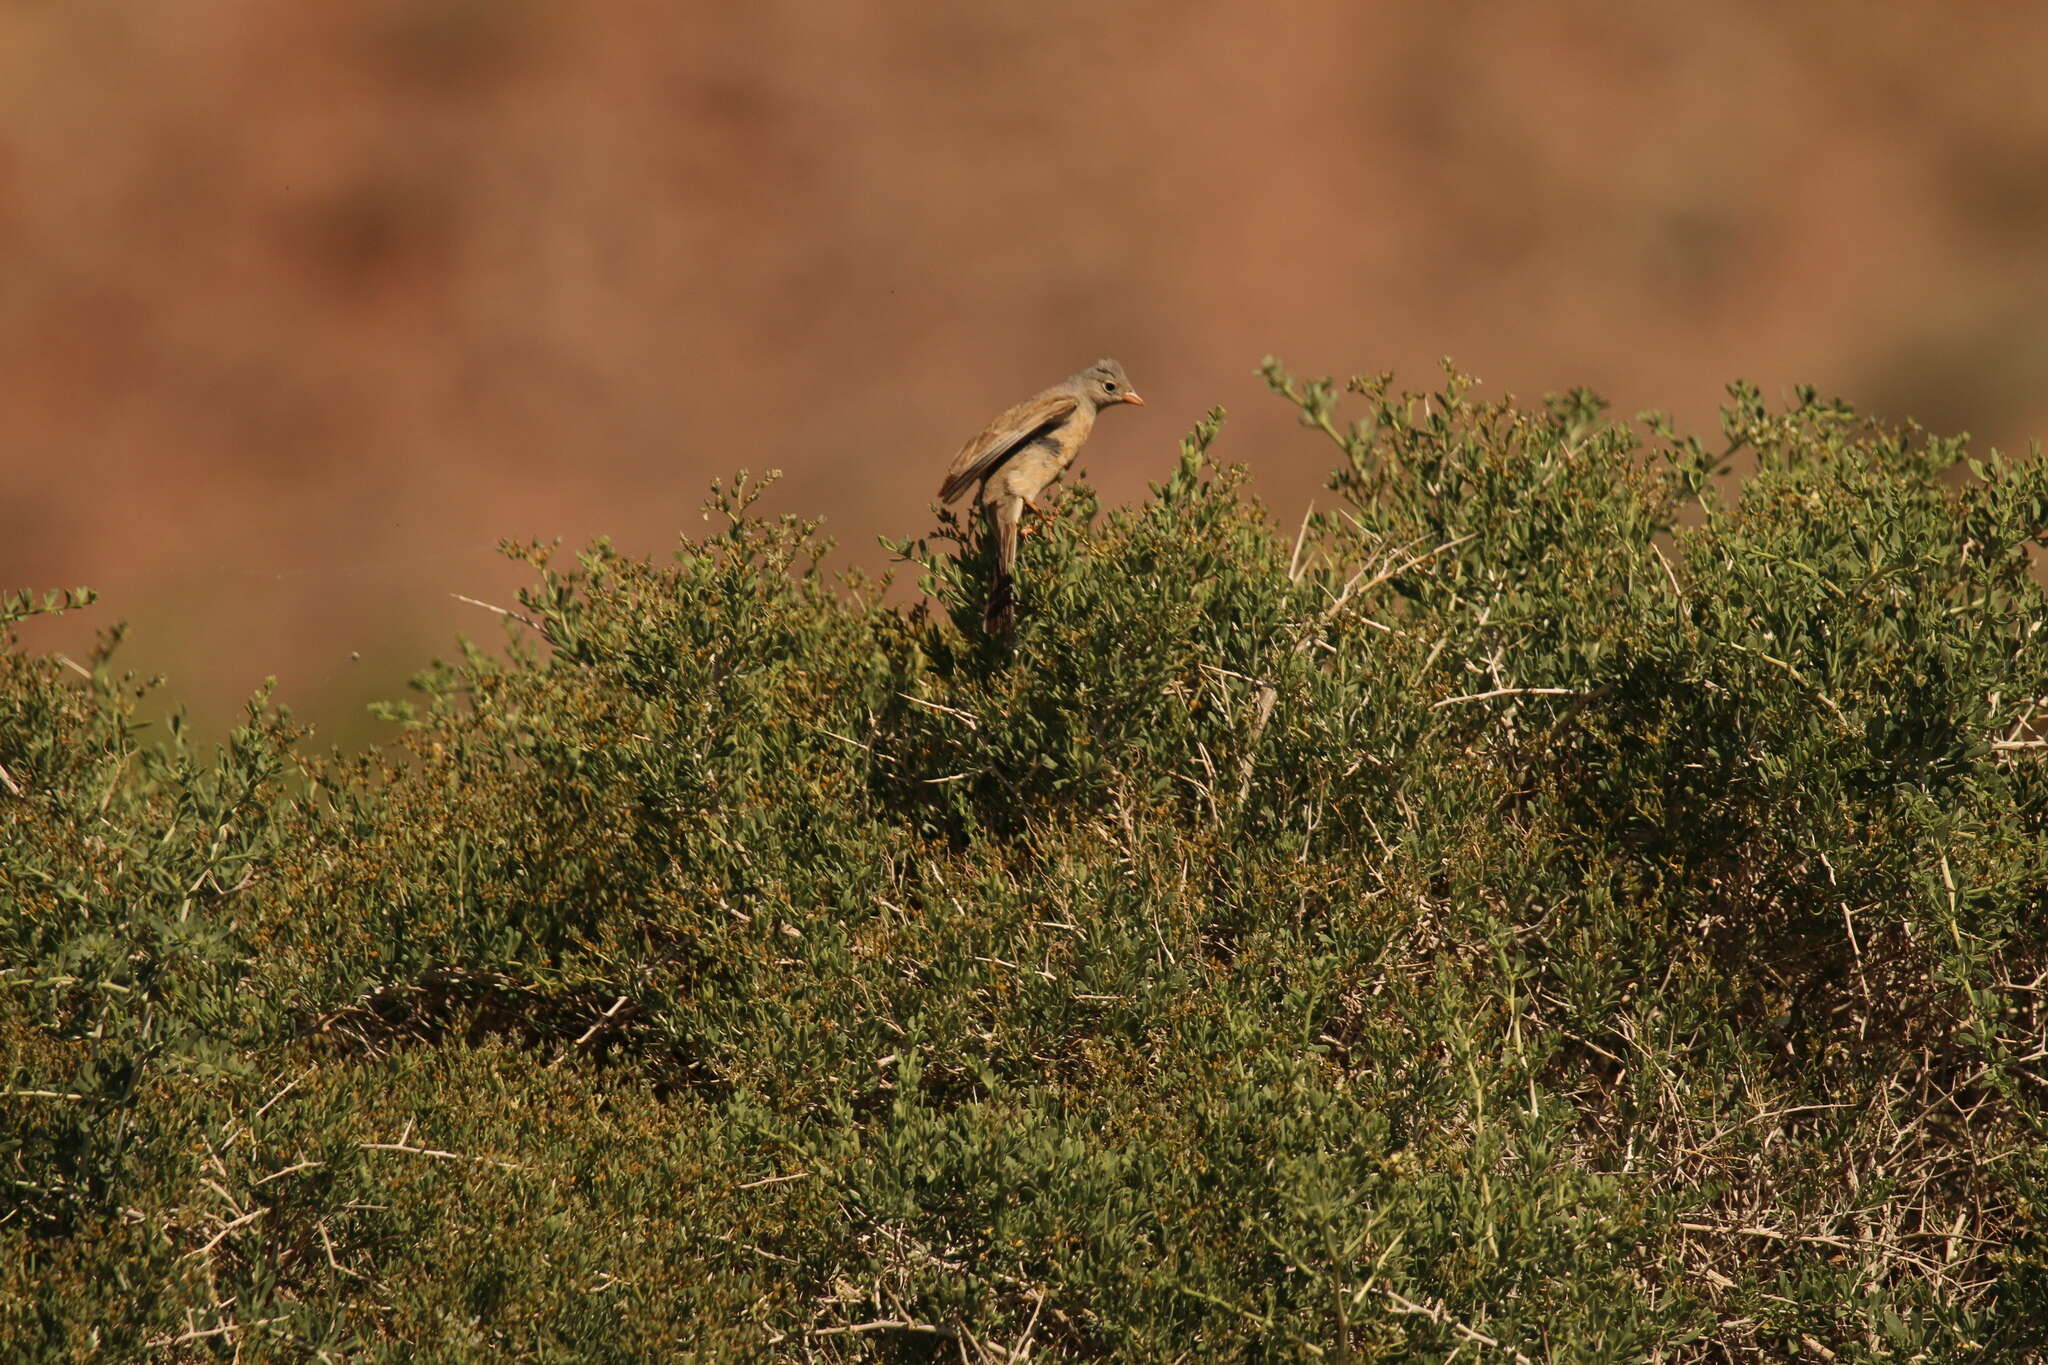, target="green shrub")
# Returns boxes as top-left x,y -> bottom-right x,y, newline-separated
4,370 -> 2045,1360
